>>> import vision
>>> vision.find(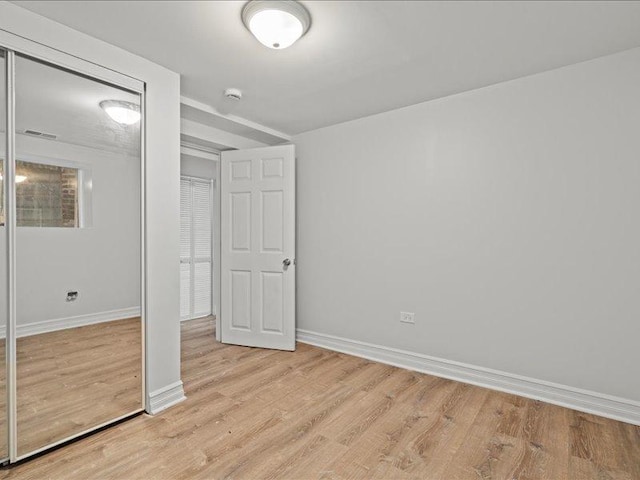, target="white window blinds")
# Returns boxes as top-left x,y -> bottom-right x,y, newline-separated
179,177 -> 213,320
